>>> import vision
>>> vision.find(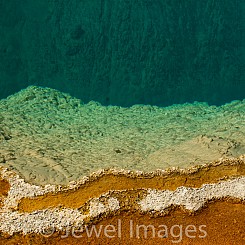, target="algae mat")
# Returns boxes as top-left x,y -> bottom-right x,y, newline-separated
2,202 -> 243,245
0,86 -> 244,185
0,158 -> 245,245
